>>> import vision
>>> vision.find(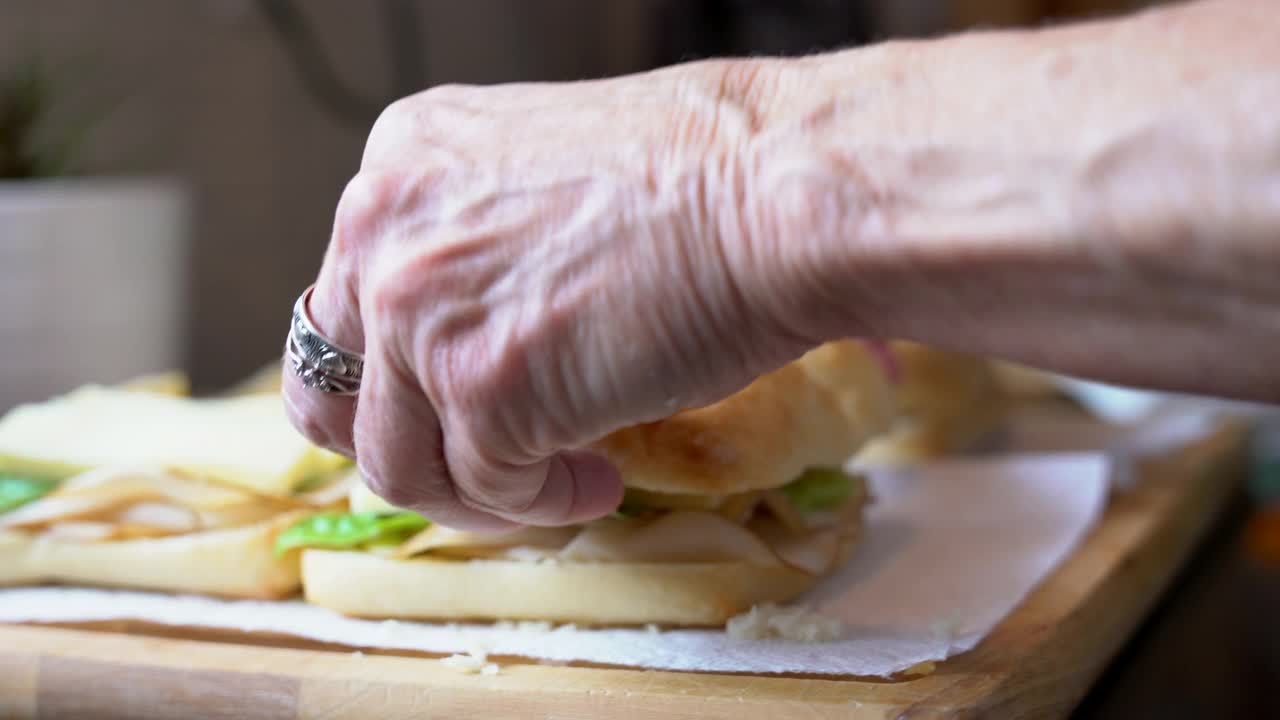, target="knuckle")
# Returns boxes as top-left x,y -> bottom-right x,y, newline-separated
366,271 -> 421,331
418,82 -> 477,106
334,172 -> 399,249
363,84 -> 475,168
363,98 -> 416,166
